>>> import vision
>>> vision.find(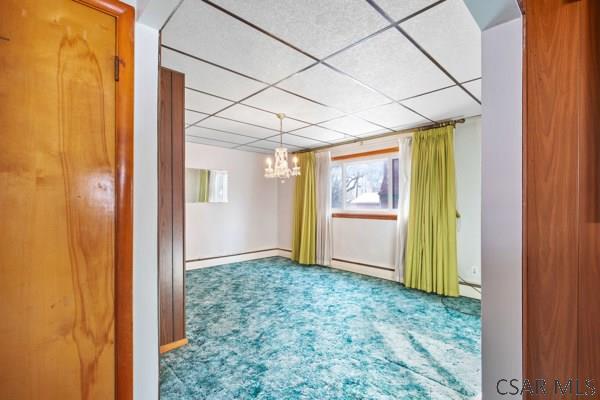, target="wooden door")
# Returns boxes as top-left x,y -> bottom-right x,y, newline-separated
524,0 -> 600,395
158,67 -> 187,353
0,0 -> 133,398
